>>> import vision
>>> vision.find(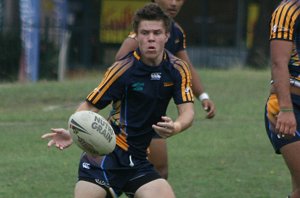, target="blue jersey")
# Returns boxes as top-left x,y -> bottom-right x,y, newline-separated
128,21 -> 186,55
86,49 -> 193,158
165,22 -> 186,54
270,0 -> 300,79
